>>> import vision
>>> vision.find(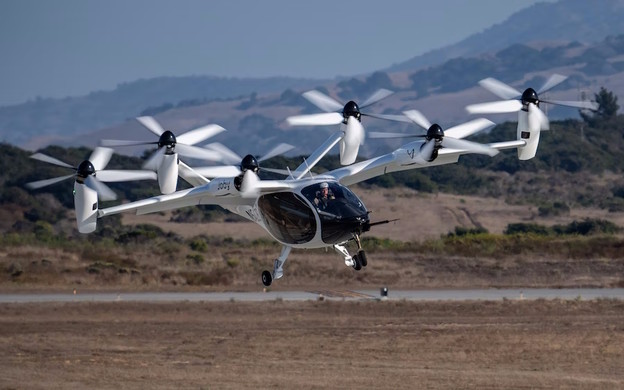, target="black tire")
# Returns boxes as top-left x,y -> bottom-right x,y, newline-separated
262,270 -> 273,287
358,250 -> 367,267
352,254 -> 362,271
